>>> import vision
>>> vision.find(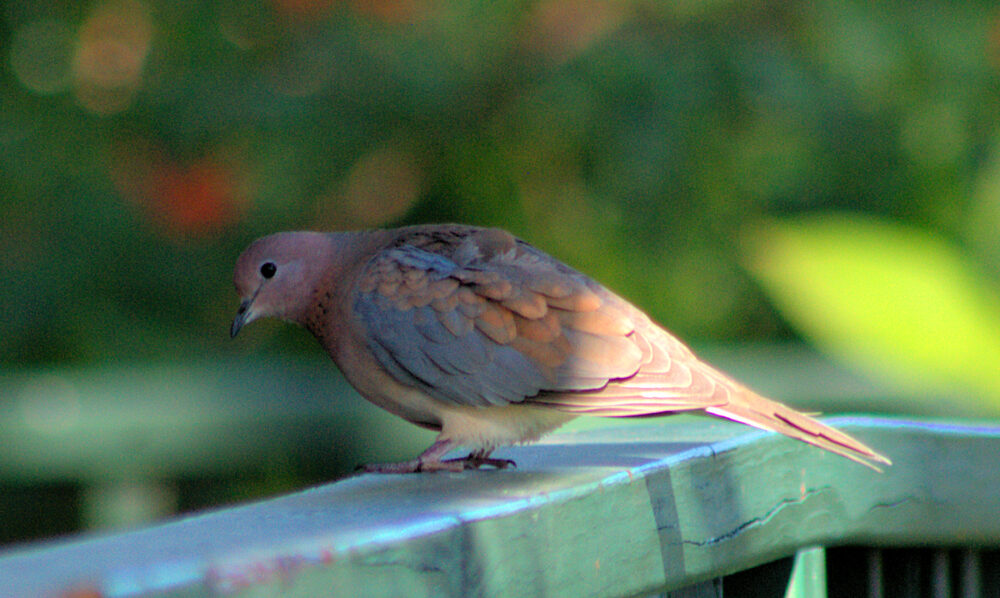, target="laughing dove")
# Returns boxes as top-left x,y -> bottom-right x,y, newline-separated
231,225 -> 890,473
